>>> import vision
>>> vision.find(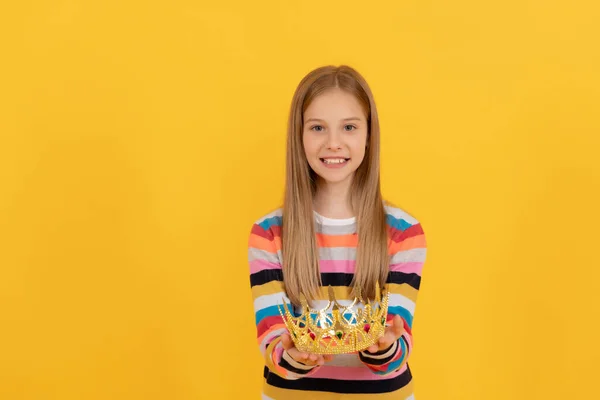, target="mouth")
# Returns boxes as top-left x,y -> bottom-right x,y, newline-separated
319,157 -> 350,165
320,157 -> 350,166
